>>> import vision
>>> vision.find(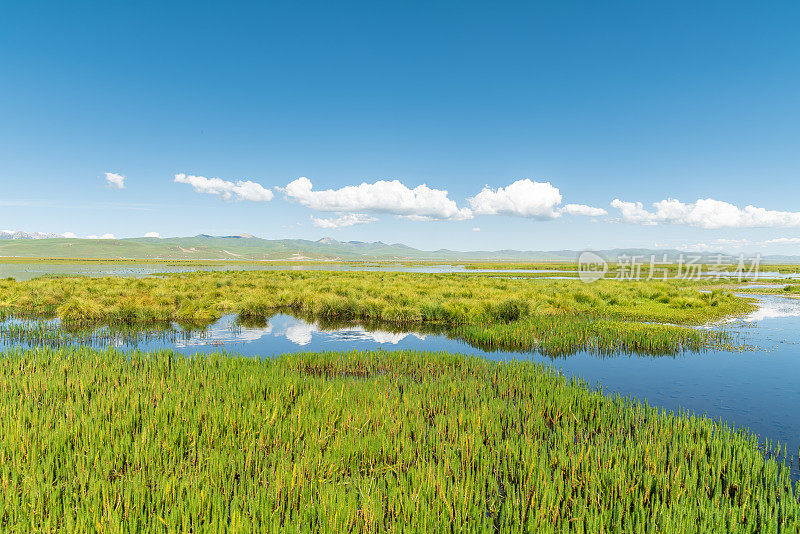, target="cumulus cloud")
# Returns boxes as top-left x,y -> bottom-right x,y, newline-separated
467,179 -> 606,220
472,227 -> 481,232
469,180 -> 563,219
609,200 -> 659,225
310,213 -> 378,229
612,198 -> 800,229
674,238 -> 761,252
175,173 -> 274,202
86,233 -> 116,239
284,177 -> 472,221
61,232 -> 77,238
560,204 -> 608,217
144,232 -> 161,238
765,237 -> 800,245
662,237 -> 800,251
104,172 -> 126,189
